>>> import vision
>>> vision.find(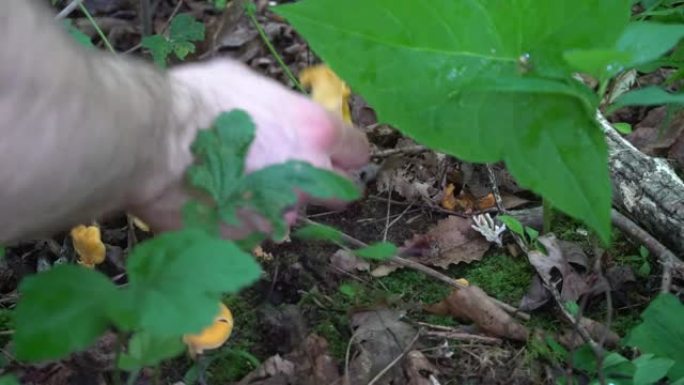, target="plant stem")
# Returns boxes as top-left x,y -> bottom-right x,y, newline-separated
542,197 -> 553,234
245,6 -> 305,93
78,2 -> 116,54
139,0 -> 153,37
126,370 -> 141,385
112,333 -> 125,385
